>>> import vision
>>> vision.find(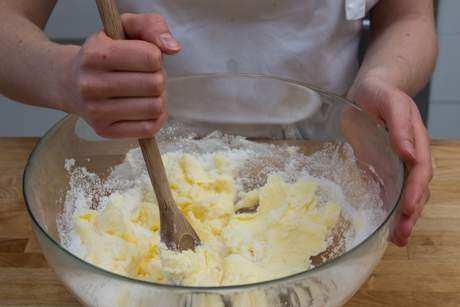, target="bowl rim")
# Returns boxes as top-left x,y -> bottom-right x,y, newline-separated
23,73 -> 405,291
